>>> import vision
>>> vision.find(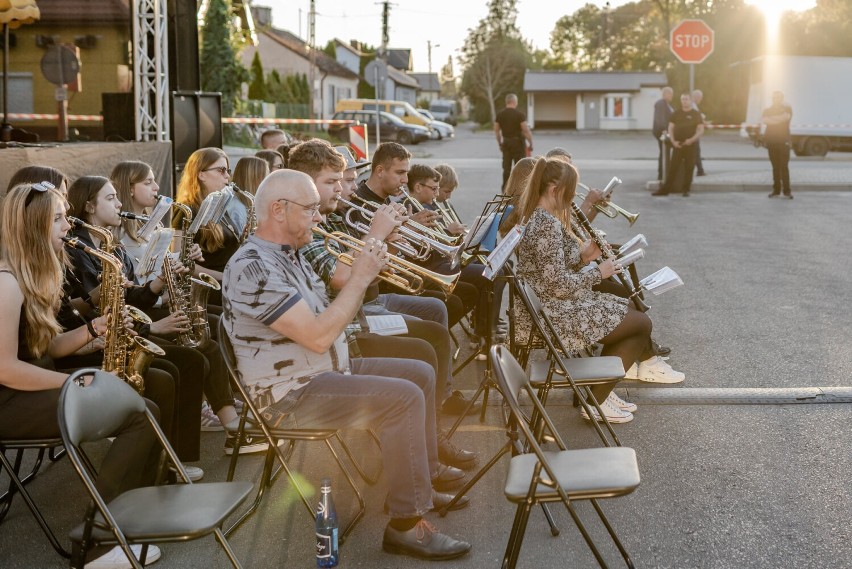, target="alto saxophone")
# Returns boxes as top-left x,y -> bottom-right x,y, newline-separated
170,202 -> 220,349
230,183 -> 256,244
63,237 -> 165,394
